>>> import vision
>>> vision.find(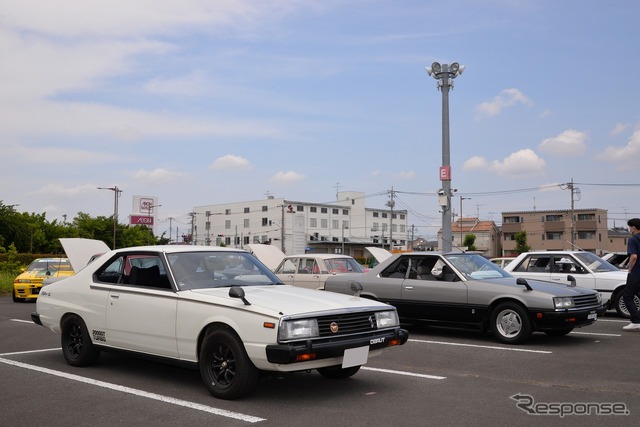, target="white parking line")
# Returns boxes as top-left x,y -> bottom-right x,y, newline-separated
10,319 -> 34,324
362,366 -> 446,380
0,354 -> 265,423
409,339 -> 553,354
570,331 -> 622,337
